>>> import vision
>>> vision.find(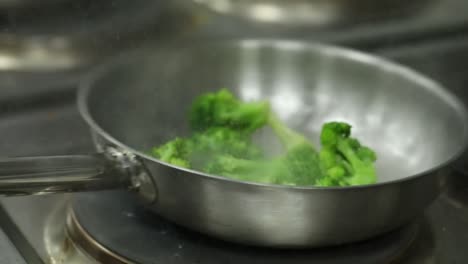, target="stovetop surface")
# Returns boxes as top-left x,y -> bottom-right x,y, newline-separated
69,190 -> 418,264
